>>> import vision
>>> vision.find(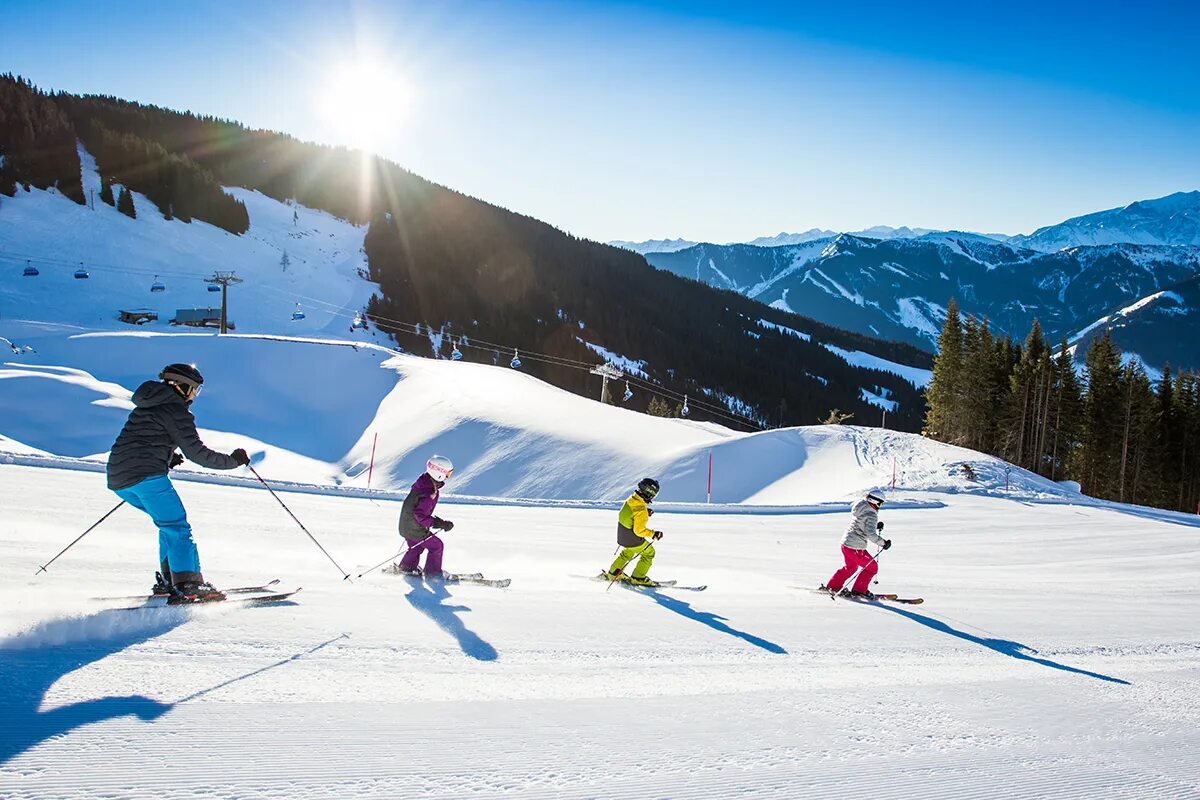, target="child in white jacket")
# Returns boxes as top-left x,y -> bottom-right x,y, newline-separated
821,489 -> 891,598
